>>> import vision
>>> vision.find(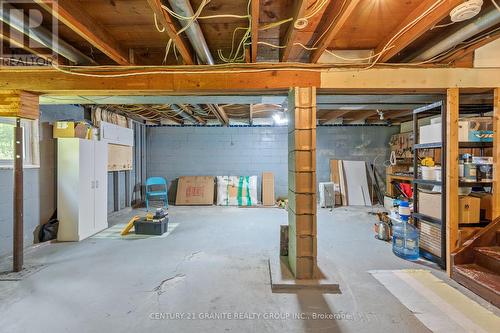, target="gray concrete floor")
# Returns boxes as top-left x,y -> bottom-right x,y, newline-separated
0,206 -> 496,332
